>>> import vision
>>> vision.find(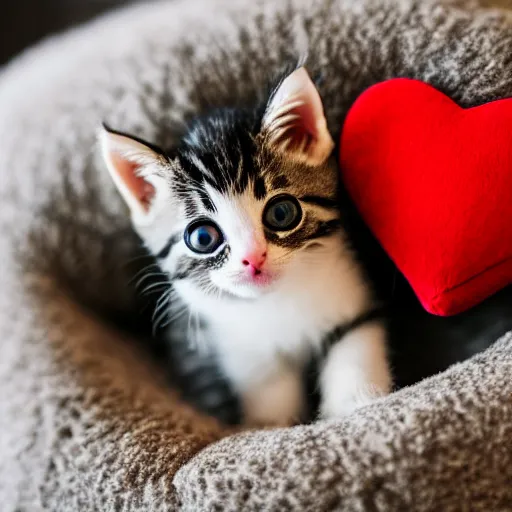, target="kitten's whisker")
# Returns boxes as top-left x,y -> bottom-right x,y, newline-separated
124,253 -> 154,266
135,272 -> 168,290
143,286 -> 170,297
141,281 -> 171,295
152,290 -> 173,335
156,289 -> 171,307
128,263 -> 161,283
153,307 -> 171,335
168,307 -> 188,324
153,291 -> 171,320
